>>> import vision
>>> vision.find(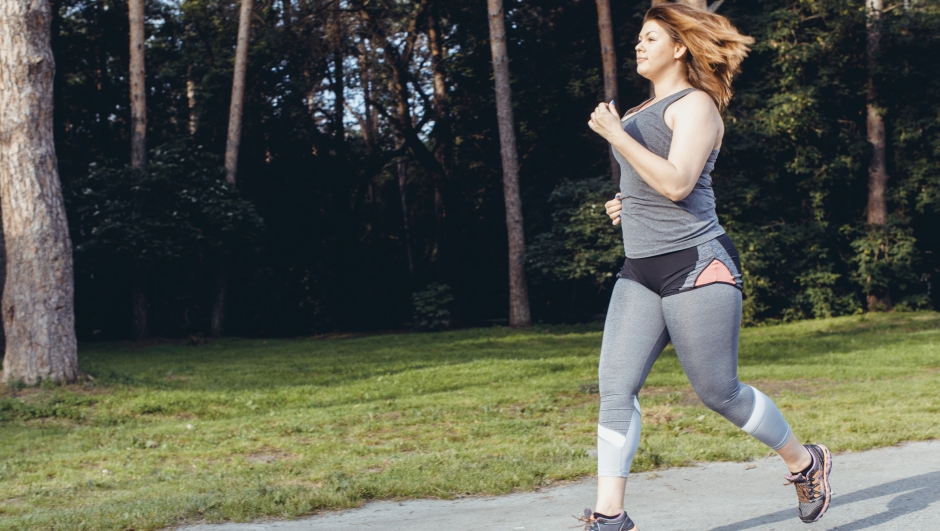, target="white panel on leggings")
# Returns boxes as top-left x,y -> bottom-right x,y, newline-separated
741,385 -> 767,434
598,424 -> 627,448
